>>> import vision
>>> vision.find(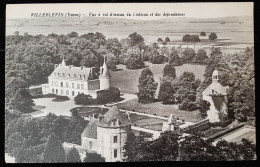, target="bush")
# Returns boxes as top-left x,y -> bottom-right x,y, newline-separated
150,51 -> 164,64
74,93 -> 95,105
209,33 -> 217,40
125,54 -> 144,69
179,99 -> 197,111
162,41 -> 167,45
165,37 -> 170,42
182,34 -> 200,43
157,38 -> 163,42
200,32 -> 206,36
96,87 -> 120,104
